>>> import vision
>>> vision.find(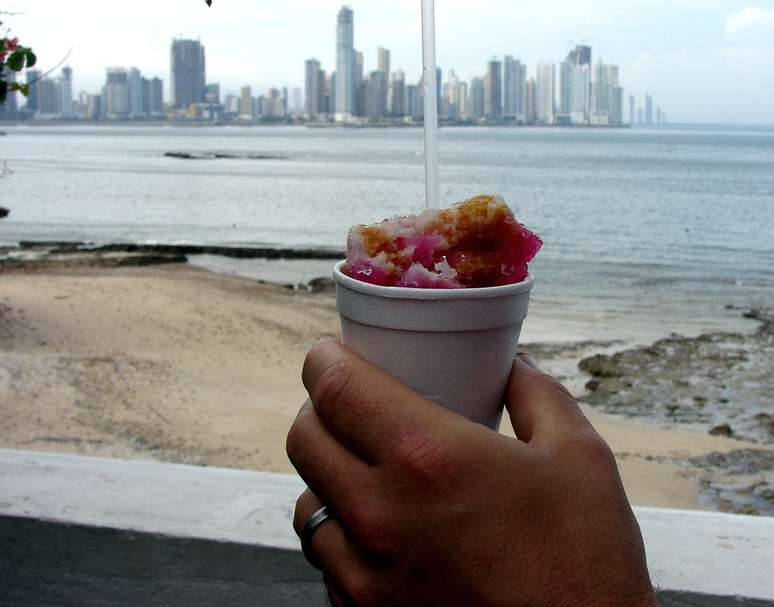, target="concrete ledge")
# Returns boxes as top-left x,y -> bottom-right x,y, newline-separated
1,449 -> 773,605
